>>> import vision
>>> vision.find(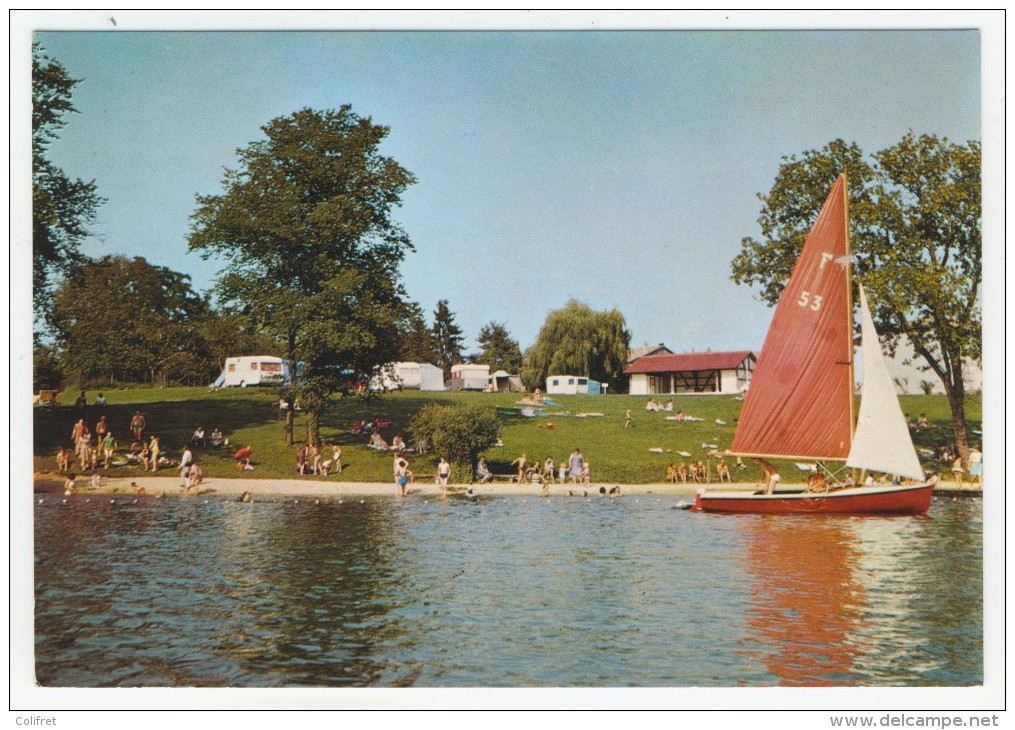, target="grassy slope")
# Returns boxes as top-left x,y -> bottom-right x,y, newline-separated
35,386 -> 982,484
